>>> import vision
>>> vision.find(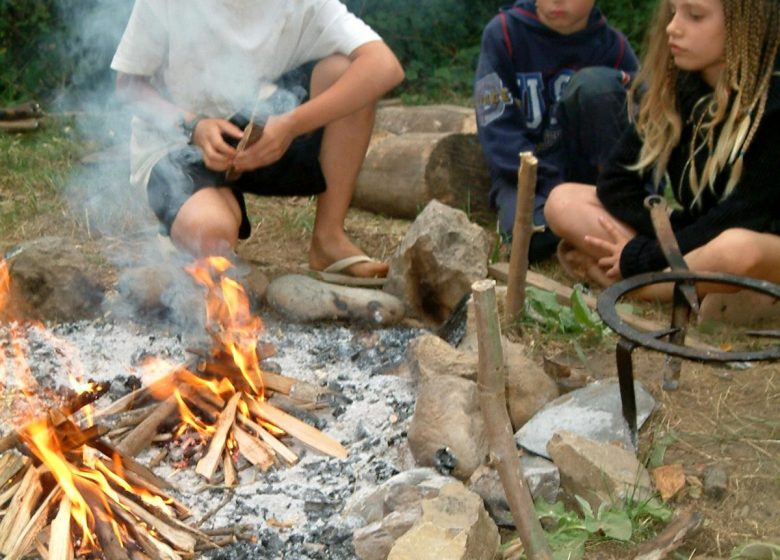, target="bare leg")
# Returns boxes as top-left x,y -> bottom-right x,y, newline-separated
307,55 -> 388,278
544,183 -> 636,286
170,187 -> 242,257
634,229 -> 780,301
